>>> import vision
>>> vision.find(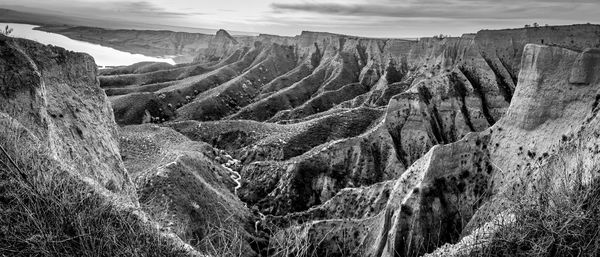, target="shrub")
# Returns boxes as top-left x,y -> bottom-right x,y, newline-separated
472,156 -> 600,257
